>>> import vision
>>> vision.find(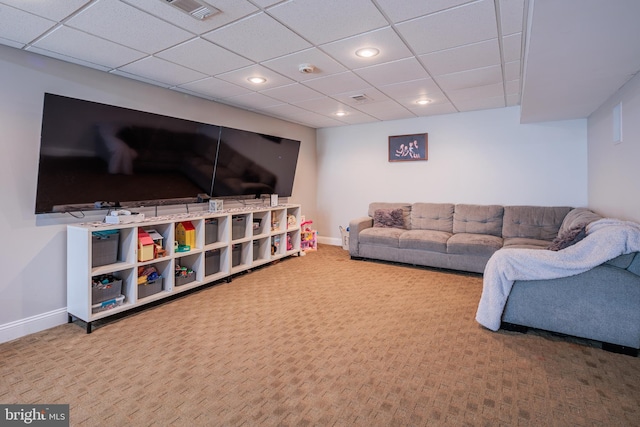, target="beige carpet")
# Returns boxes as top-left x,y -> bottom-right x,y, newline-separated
1,244 -> 639,426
